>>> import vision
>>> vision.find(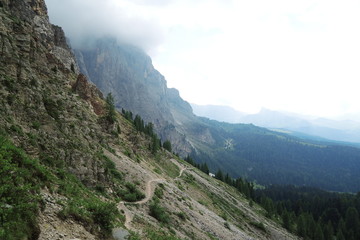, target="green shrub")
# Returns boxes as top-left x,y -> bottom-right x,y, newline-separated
149,199 -> 170,223
100,153 -> 122,180
31,121 -> 41,130
145,228 -> 180,240
250,221 -> 267,232
224,222 -> 231,230
154,186 -> 164,199
9,125 -> 22,134
162,140 -> 172,152
43,96 -> 60,120
175,212 -> 187,221
117,182 -> 145,202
